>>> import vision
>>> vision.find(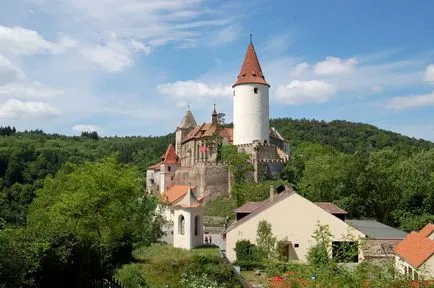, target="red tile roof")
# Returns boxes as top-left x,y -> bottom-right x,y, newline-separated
233,41 -> 269,88
419,223 -> 434,238
161,144 -> 178,164
394,228 -> 434,268
161,185 -> 197,204
315,202 -> 348,215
